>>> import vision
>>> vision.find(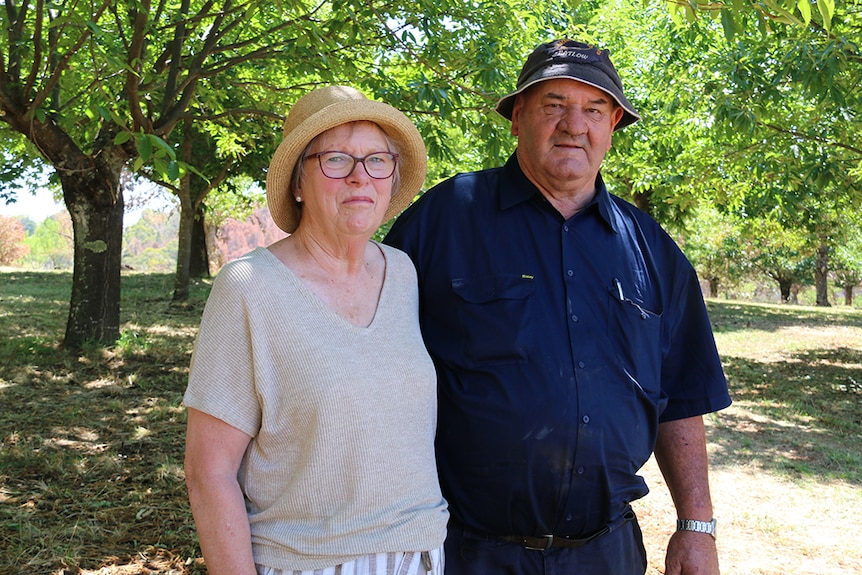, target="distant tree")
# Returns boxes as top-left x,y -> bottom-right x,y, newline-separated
122,209 -> 180,272
17,215 -> 37,236
680,205 -> 747,298
740,218 -> 812,303
212,207 -> 286,270
832,235 -> 862,306
0,215 -> 28,264
23,212 -> 74,270
705,10 -> 861,307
